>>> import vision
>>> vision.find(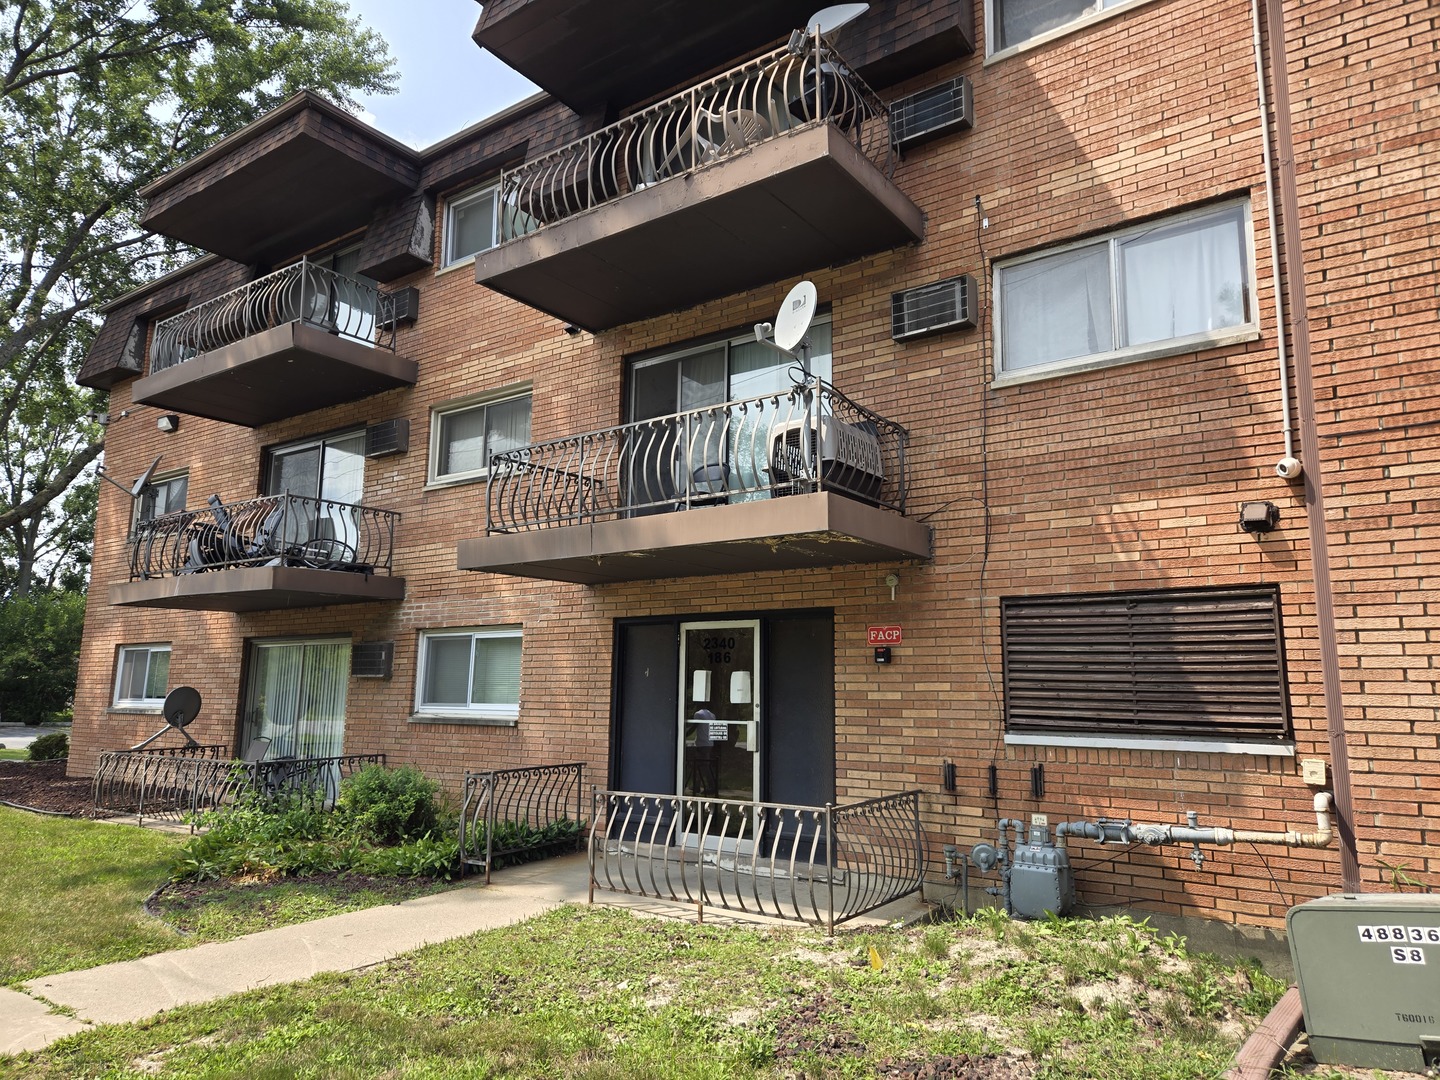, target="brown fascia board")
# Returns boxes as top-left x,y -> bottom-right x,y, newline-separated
139,90 -> 420,203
